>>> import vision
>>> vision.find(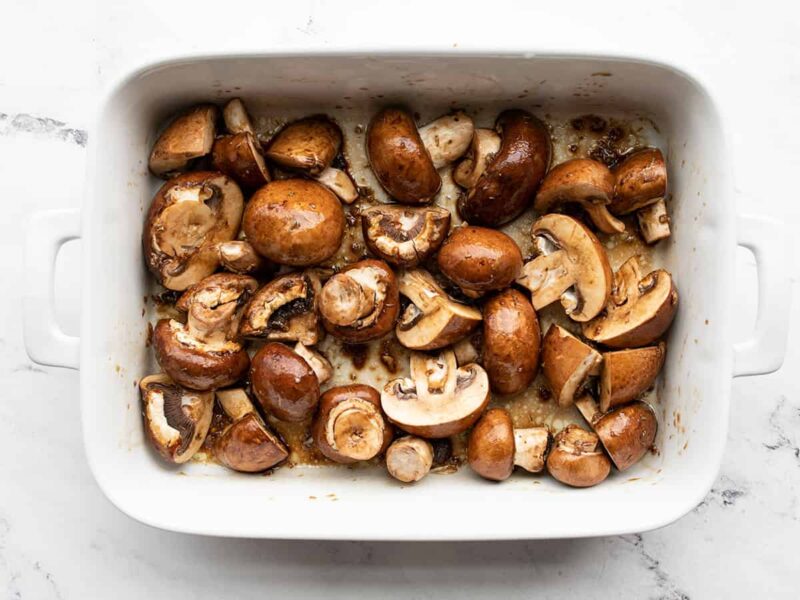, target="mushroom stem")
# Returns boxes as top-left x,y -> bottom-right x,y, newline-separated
637,199 -> 671,243
585,204 -> 626,234
517,252 -> 575,310
218,240 -> 264,274
418,112 -> 475,169
513,427 -> 550,473
319,273 -> 375,326
386,436 -> 434,483
216,388 -> 255,421
314,167 -> 359,204
293,342 -> 333,385
327,399 -> 386,461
